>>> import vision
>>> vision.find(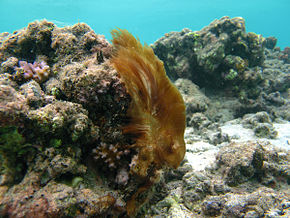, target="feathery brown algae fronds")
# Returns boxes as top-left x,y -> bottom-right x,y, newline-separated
111,28 -> 186,174
111,28 -> 186,215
